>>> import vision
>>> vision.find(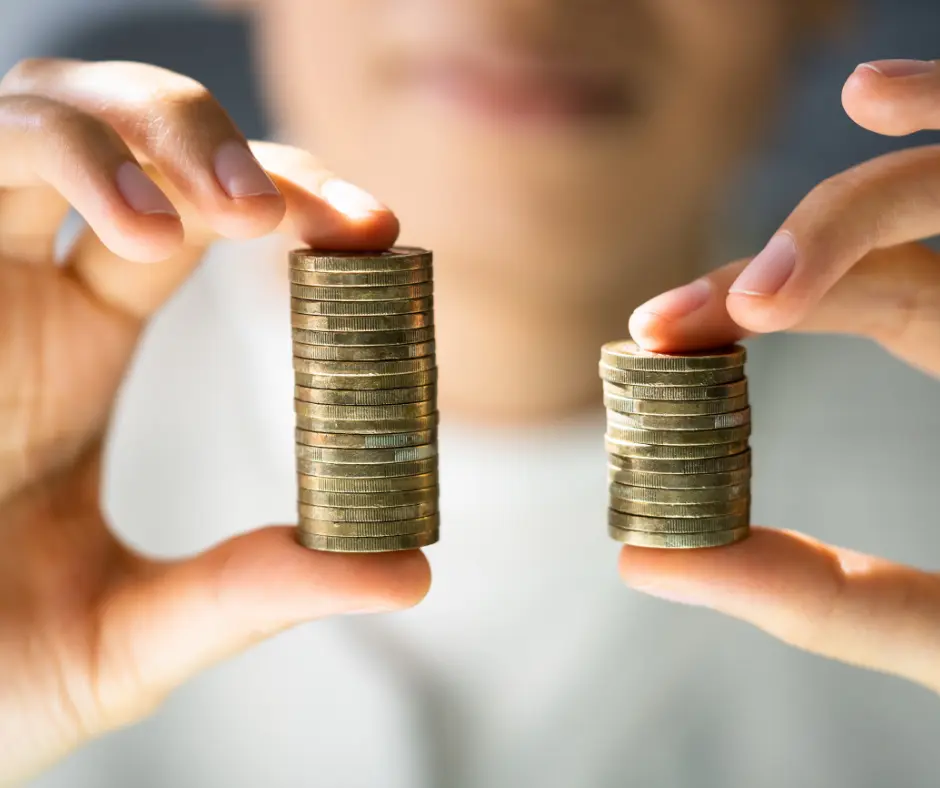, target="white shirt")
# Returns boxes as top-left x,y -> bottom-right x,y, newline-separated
31,238 -> 940,788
